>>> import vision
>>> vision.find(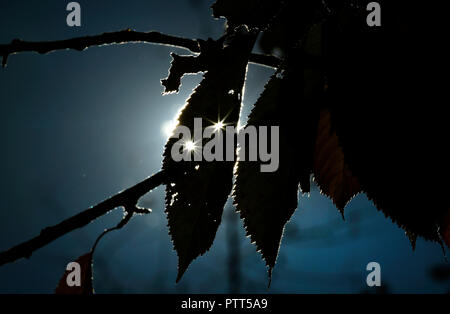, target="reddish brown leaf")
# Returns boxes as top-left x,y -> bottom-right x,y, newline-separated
55,252 -> 93,294
439,208 -> 450,249
313,109 -> 361,214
